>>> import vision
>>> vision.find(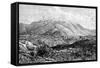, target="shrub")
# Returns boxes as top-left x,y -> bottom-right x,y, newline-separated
36,42 -> 53,57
